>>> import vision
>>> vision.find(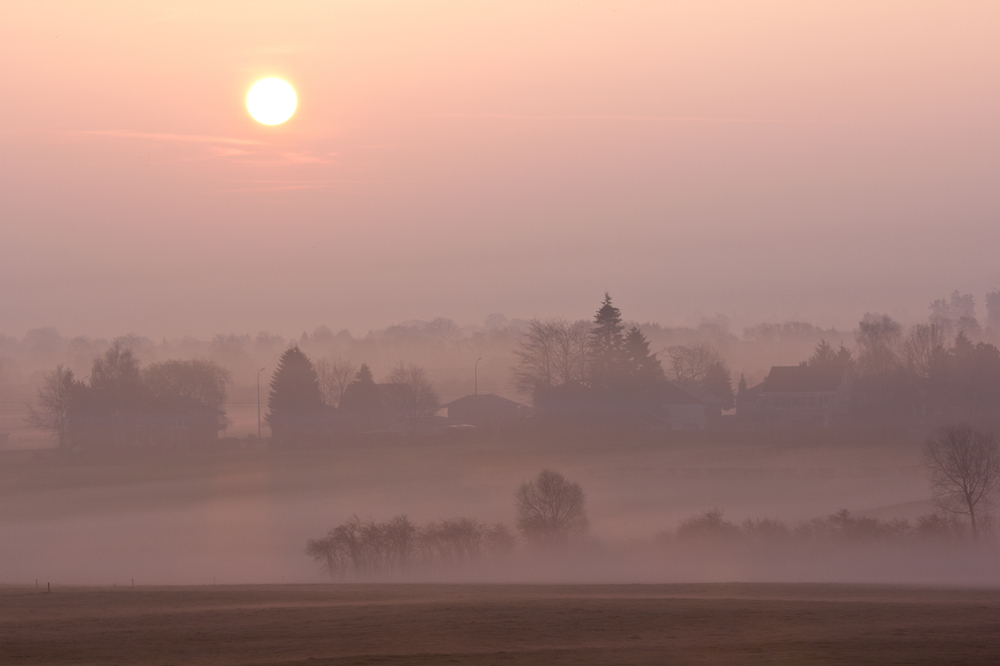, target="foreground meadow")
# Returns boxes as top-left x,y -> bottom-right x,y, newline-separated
2,583 -> 999,665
